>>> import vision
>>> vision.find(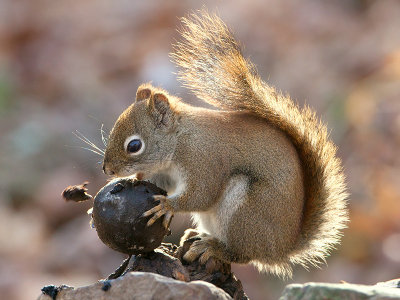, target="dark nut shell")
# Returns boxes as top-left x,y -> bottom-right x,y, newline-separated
92,178 -> 168,255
